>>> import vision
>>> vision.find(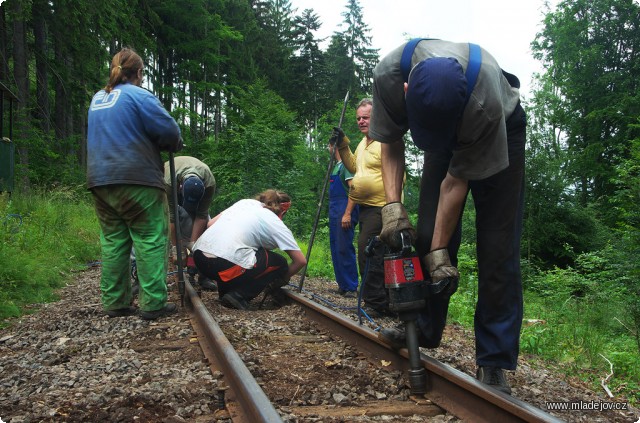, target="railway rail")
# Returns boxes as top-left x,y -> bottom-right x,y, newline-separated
183,279 -> 565,423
